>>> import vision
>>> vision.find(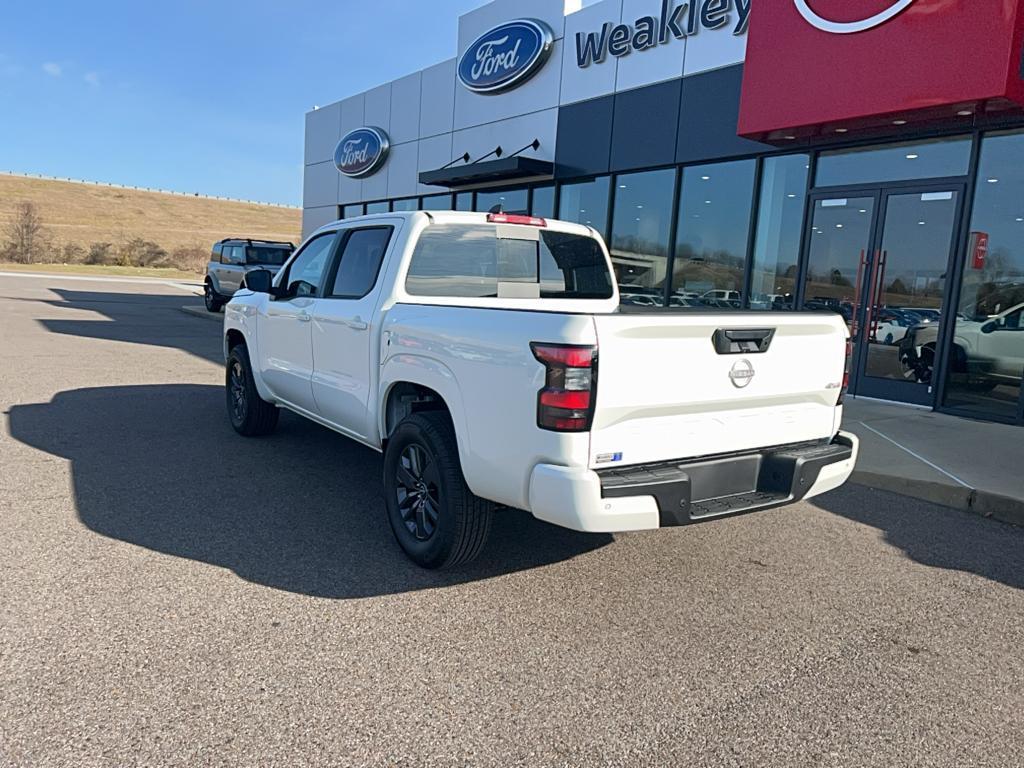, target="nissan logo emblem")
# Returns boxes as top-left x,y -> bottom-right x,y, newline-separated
729,359 -> 755,388
793,0 -> 915,34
